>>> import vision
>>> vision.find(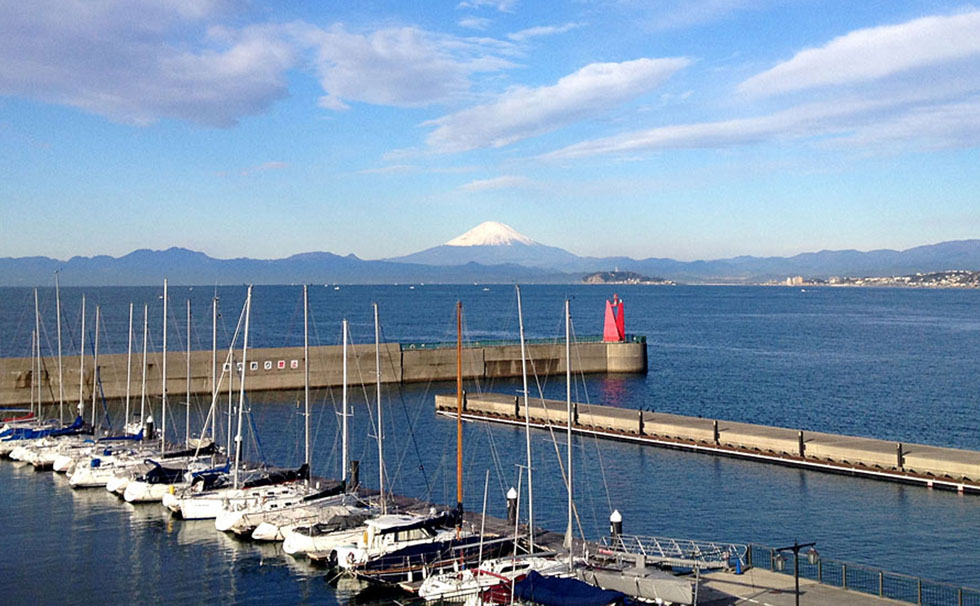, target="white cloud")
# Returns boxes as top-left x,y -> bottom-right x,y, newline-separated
507,22 -> 581,41
424,57 -> 690,153
834,98 -> 980,151
542,89 -> 980,159
542,10 -> 980,160
739,11 -> 980,97
0,0 -> 294,127
459,17 -> 492,30
458,175 -> 530,191
297,25 -> 516,110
